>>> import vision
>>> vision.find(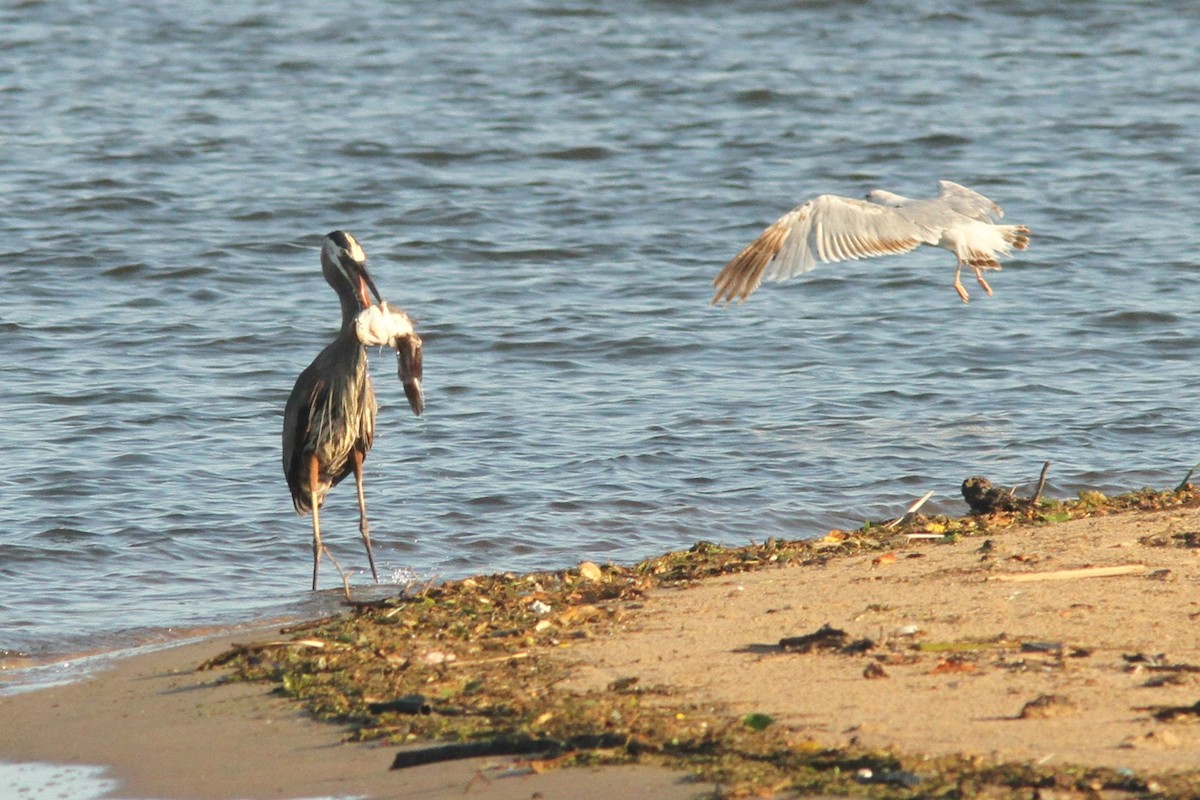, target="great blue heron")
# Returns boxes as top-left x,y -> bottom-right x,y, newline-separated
712,181 -> 1031,305
282,231 -> 424,590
